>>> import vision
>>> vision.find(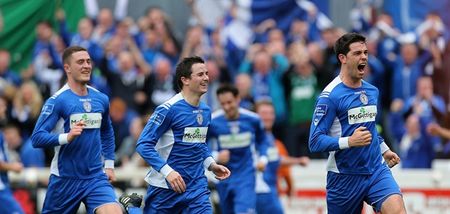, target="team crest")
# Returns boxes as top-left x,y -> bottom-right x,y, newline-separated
359,92 -> 368,105
196,113 -> 203,125
230,123 -> 240,134
83,101 -> 92,112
